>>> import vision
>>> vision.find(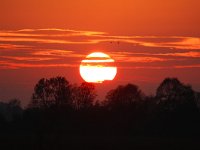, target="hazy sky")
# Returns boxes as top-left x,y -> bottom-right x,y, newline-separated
0,0 -> 200,106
